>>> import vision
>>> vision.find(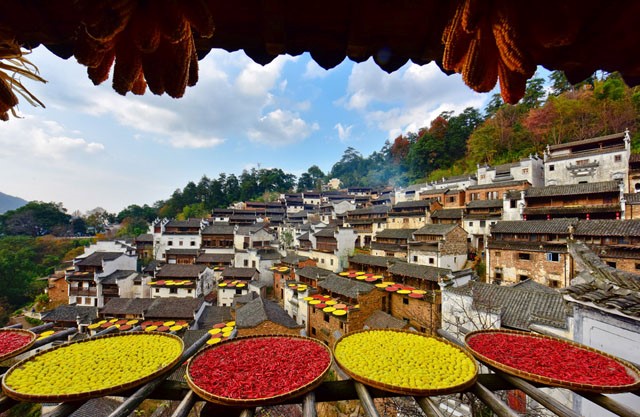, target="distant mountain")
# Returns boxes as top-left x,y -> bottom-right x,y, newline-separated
0,192 -> 27,214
